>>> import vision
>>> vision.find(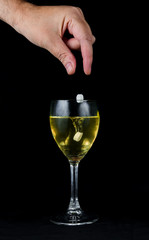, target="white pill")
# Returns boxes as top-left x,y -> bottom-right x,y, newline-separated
73,132 -> 83,142
76,94 -> 84,103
